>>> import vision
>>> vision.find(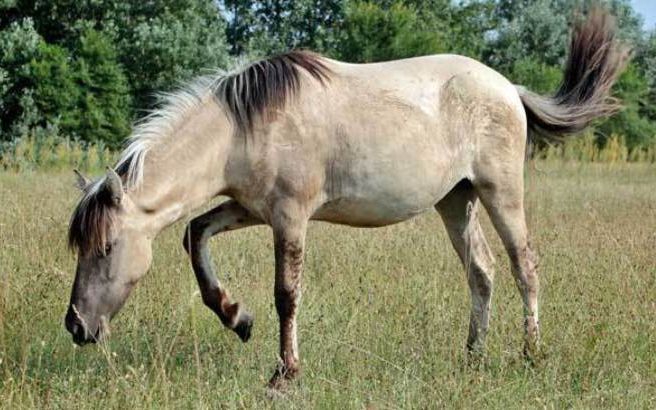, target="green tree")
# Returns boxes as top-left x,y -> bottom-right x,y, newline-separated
224,0 -> 344,56
598,63 -> 656,149
0,18 -> 78,140
338,1 -> 447,63
28,41 -> 79,133
484,0 -> 569,71
0,18 -> 41,138
1,21 -> 132,145
73,28 -> 131,146
115,2 -> 229,109
1,0 -> 230,111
